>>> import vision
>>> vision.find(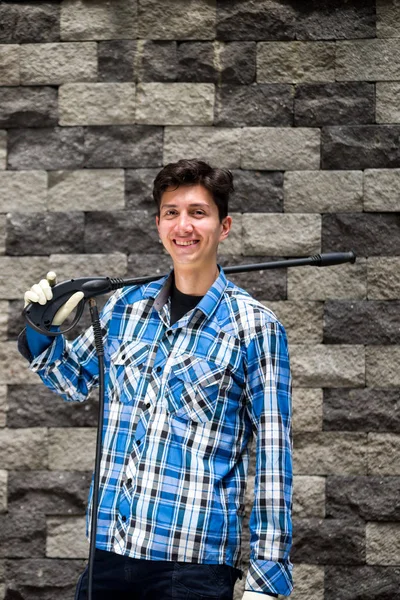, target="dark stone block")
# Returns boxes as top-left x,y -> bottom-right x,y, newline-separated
218,255 -> 287,301
0,86 -> 58,128
140,41 -> 177,82
7,384 -> 99,428
8,471 -> 91,515
127,253 -> 174,278
321,126 -> 400,170
215,84 -> 293,127
291,518 -> 365,564
216,0 -> 296,41
326,476 -> 400,521
0,2 -> 60,44
325,565 -> 400,600
8,127 -> 85,170
324,301 -> 400,344
230,170 -> 283,212
177,42 -> 217,83
6,212 -> 84,256
98,40 -> 136,83
295,82 -> 375,127
125,168 -> 160,212
322,213 -> 400,257
323,388 -> 400,433
0,510 -> 45,558
220,42 -> 256,85
84,126 -> 163,169
294,0 -> 375,40
85,211 -> 162,254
